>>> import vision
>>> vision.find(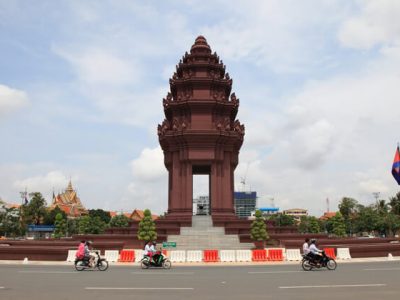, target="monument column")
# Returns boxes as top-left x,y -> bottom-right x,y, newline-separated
158,36 -> 245,222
